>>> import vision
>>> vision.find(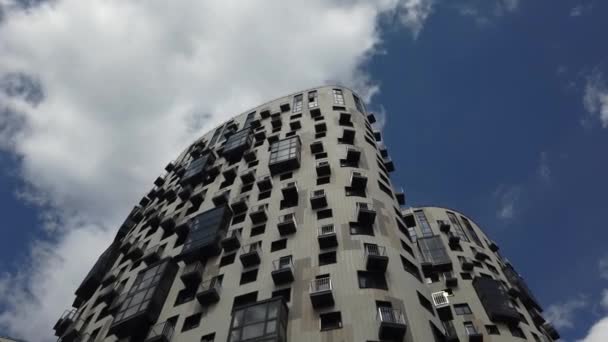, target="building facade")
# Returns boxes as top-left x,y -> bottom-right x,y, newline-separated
53,86 -> 559,342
